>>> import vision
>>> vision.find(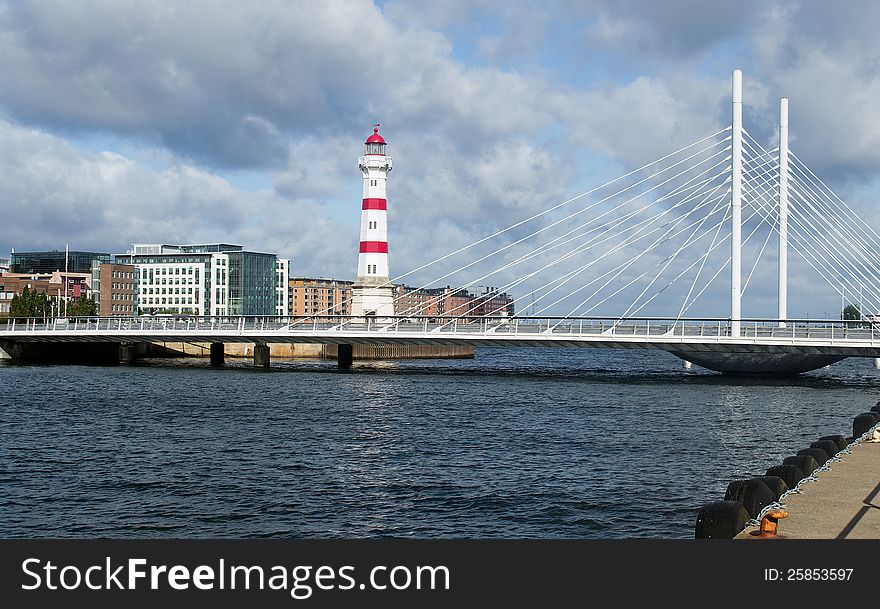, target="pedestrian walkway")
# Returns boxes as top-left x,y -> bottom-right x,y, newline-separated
738,439 -> 880,539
